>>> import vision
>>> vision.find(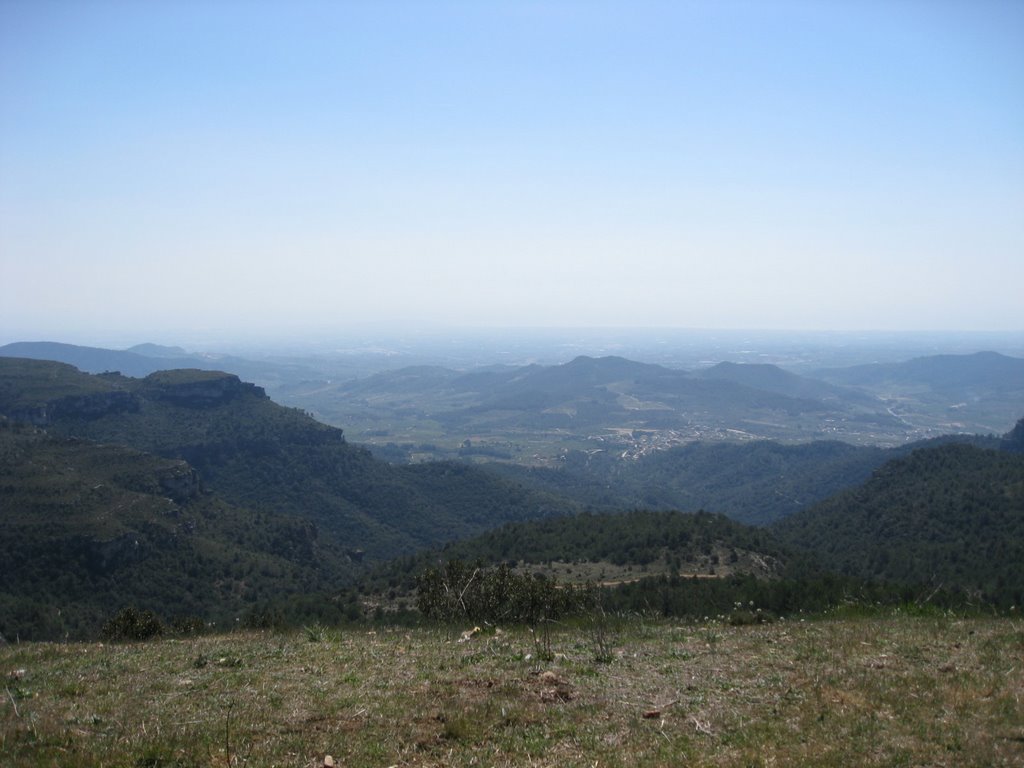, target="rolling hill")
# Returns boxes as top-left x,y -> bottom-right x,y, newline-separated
773,438 -> 1024,606
816,350 -> 1024,391
695,360 -> 877,404
7,341 -> 1020,461
367,508 -> 795,592
483,434 -> 1002,526
814,351 -> 1024,436
293,354 -> 905,460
